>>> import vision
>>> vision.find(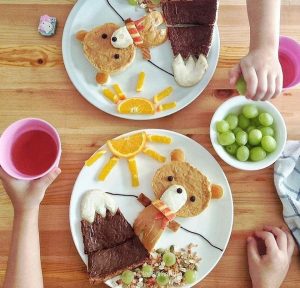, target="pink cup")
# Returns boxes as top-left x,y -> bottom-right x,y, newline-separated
279,36 -> 300,89
0,118 -> 61,180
